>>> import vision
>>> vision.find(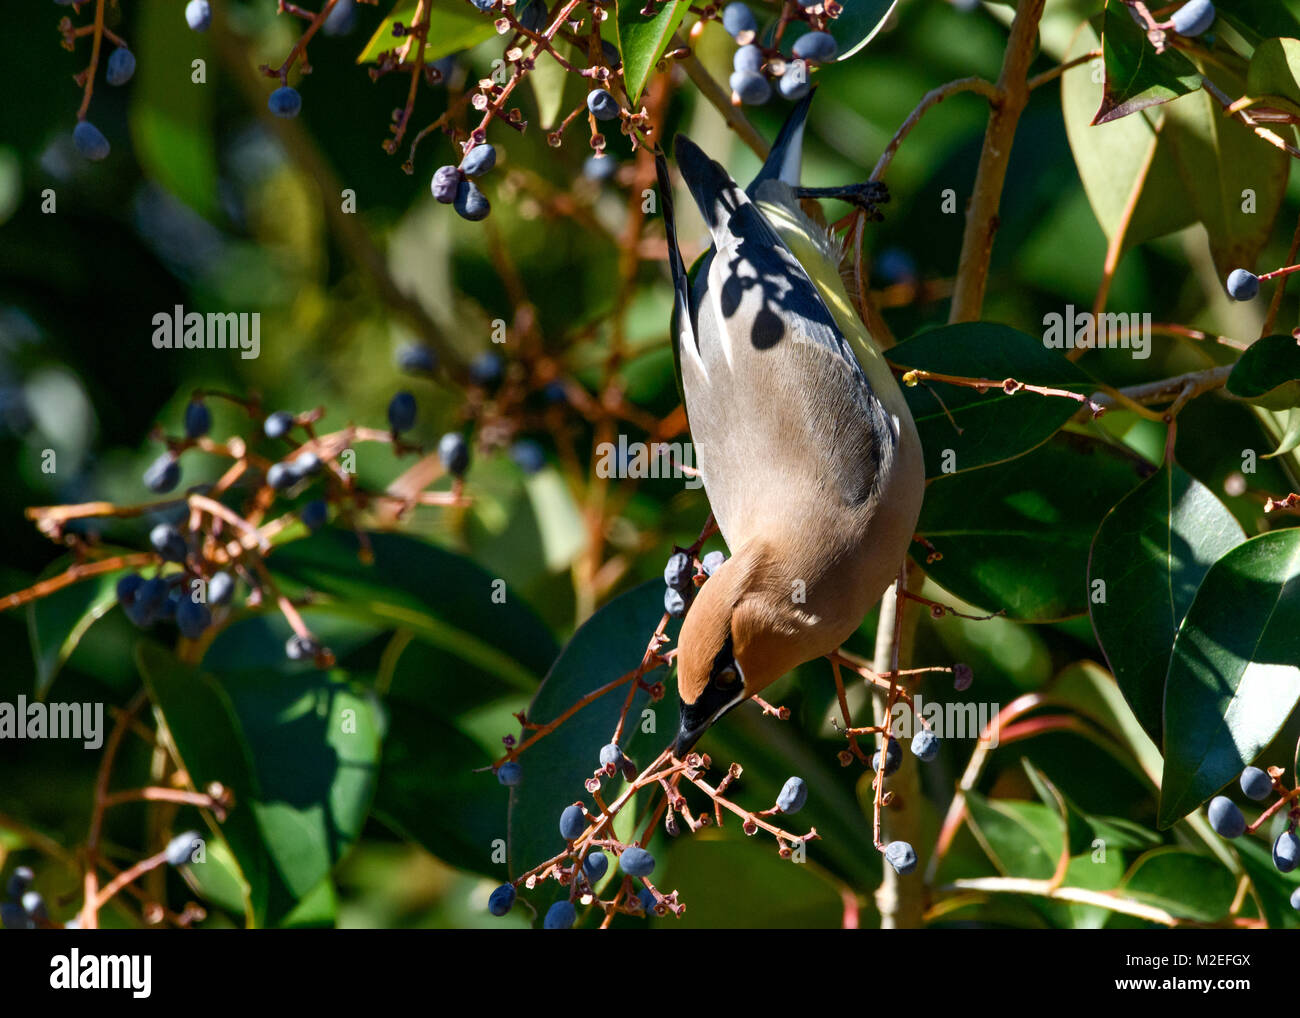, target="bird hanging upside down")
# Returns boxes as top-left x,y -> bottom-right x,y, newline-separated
657,91 -> 926,757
